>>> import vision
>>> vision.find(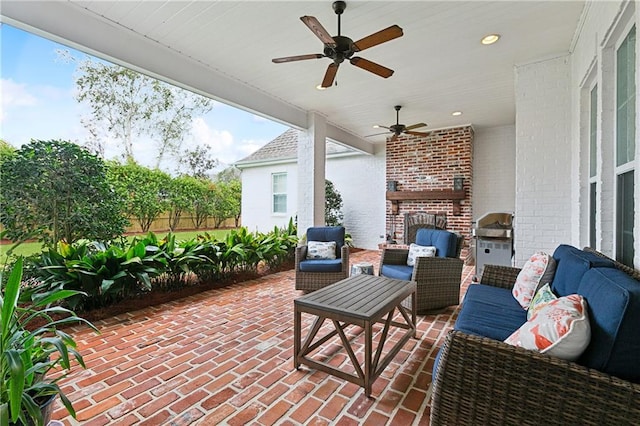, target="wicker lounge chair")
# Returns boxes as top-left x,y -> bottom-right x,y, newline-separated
295,226 -> 349,292
378,228 -> 463,313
